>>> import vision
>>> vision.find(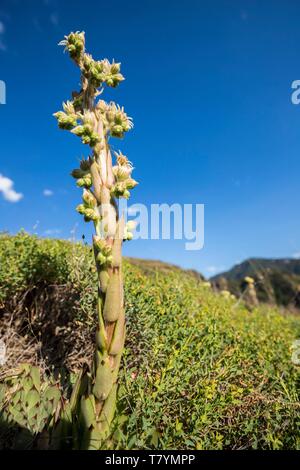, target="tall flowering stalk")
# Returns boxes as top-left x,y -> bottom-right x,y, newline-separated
54,31 -> 137,449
